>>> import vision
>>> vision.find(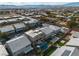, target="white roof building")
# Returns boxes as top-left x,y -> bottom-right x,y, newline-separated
71,31 -> 79,38
7,18 -> 18,22
28,19 -> 38,24
14,23 -> 26,29
0,25 -> 15,33
3,16 -> 10,19
0,20 -> 7,24
56,15 -> 64,18
49,25 -> 61,32
25,29 -> 45,42
51,46 -> 79,56
66,31 -> 79,47
12,15 -> 20,18
60,27 -> 69,33
23,17 -> 38,24
0,45 -> 8,56
5,35 -> 33,56
42,23 -> 50,27
39,25 -> 60,37
39,27 -> 54,37
18,16 -> 28,21
13,23 -> 26,31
